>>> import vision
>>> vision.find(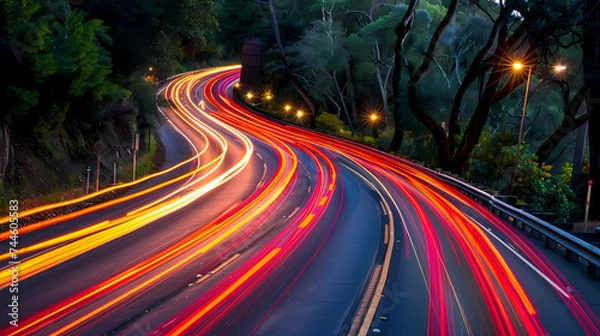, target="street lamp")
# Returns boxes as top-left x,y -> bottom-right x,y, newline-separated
509,63 -> 567,194
510,62 -> 533,195
296,110 -> 304,118
554,64 -> 567,72
368,112 -> 382,137
284,104 -> 292,112
246,92 -> 254,99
